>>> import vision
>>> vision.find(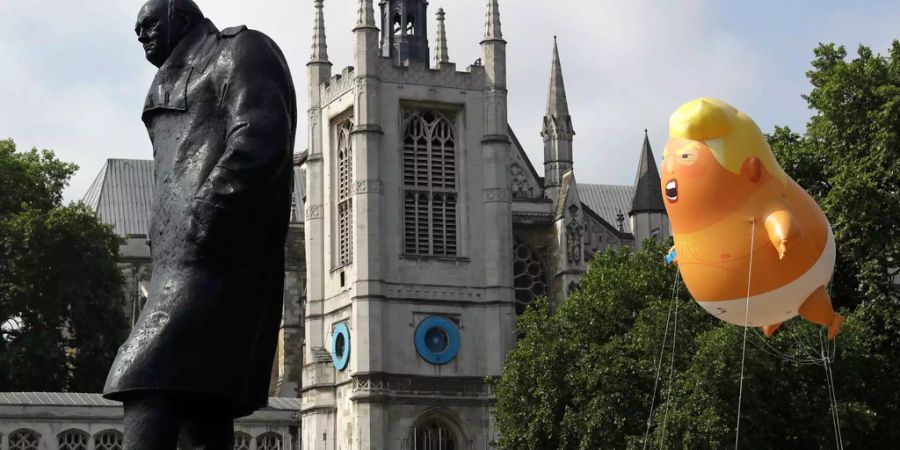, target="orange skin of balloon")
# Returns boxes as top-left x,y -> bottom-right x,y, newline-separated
661,137 -> 829,302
